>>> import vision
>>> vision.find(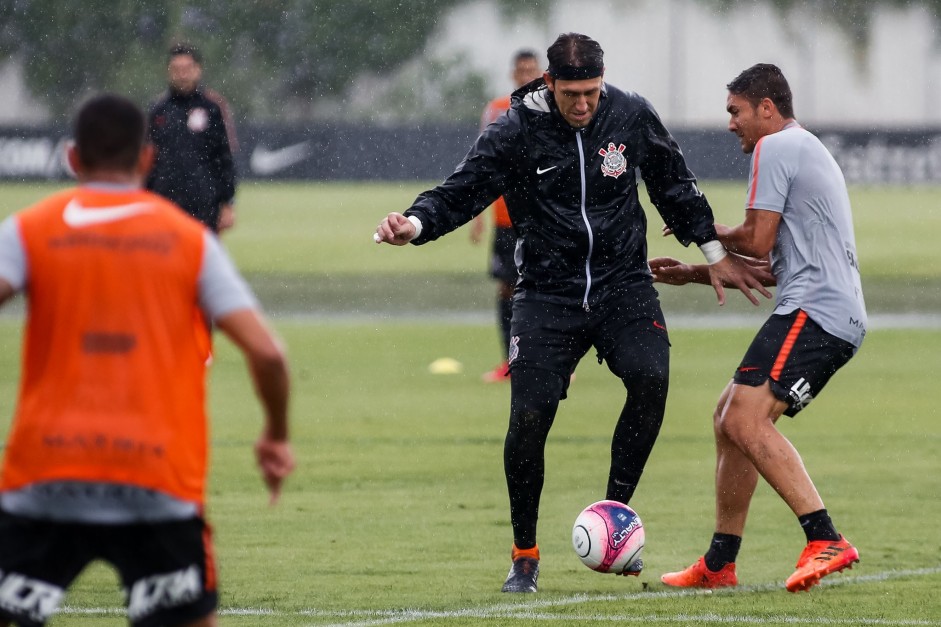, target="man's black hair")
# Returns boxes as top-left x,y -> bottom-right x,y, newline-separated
727,63 -> 794,119
74,94 -> 146,171
168,42 -> 201,64
513,49 -> 538,65
546,33 -> 604,75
